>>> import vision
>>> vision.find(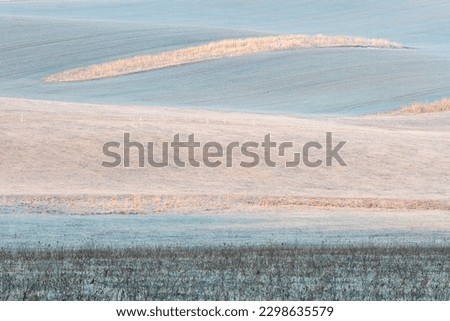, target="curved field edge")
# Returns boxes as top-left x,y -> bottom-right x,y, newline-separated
44,34 -> 405,82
